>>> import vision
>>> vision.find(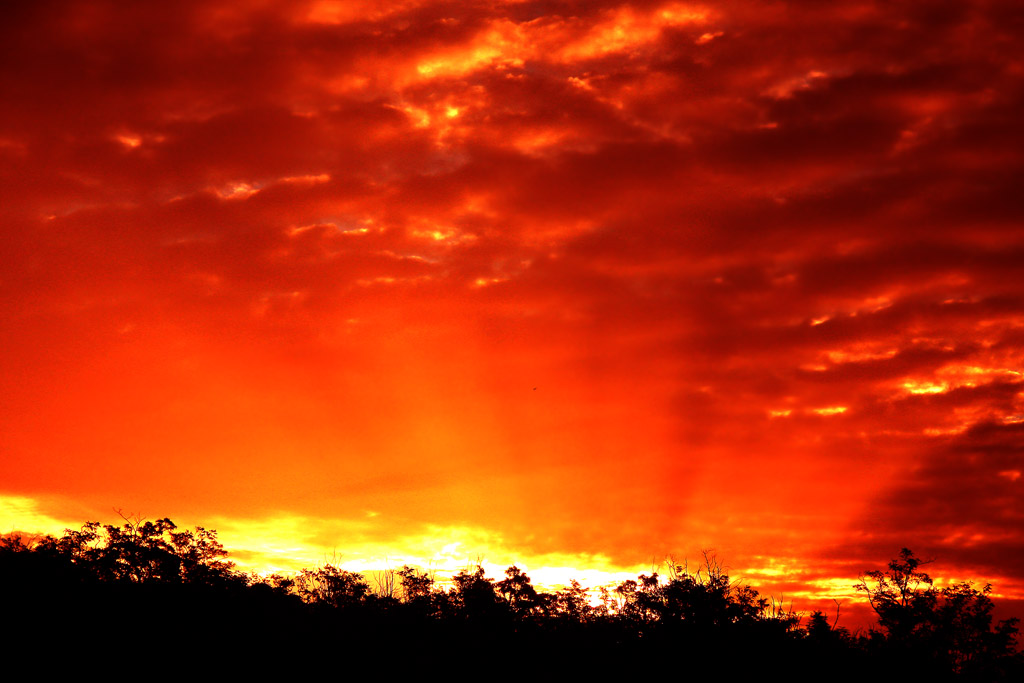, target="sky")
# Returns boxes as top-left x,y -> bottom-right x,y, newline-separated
2,0 -> 1023,624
